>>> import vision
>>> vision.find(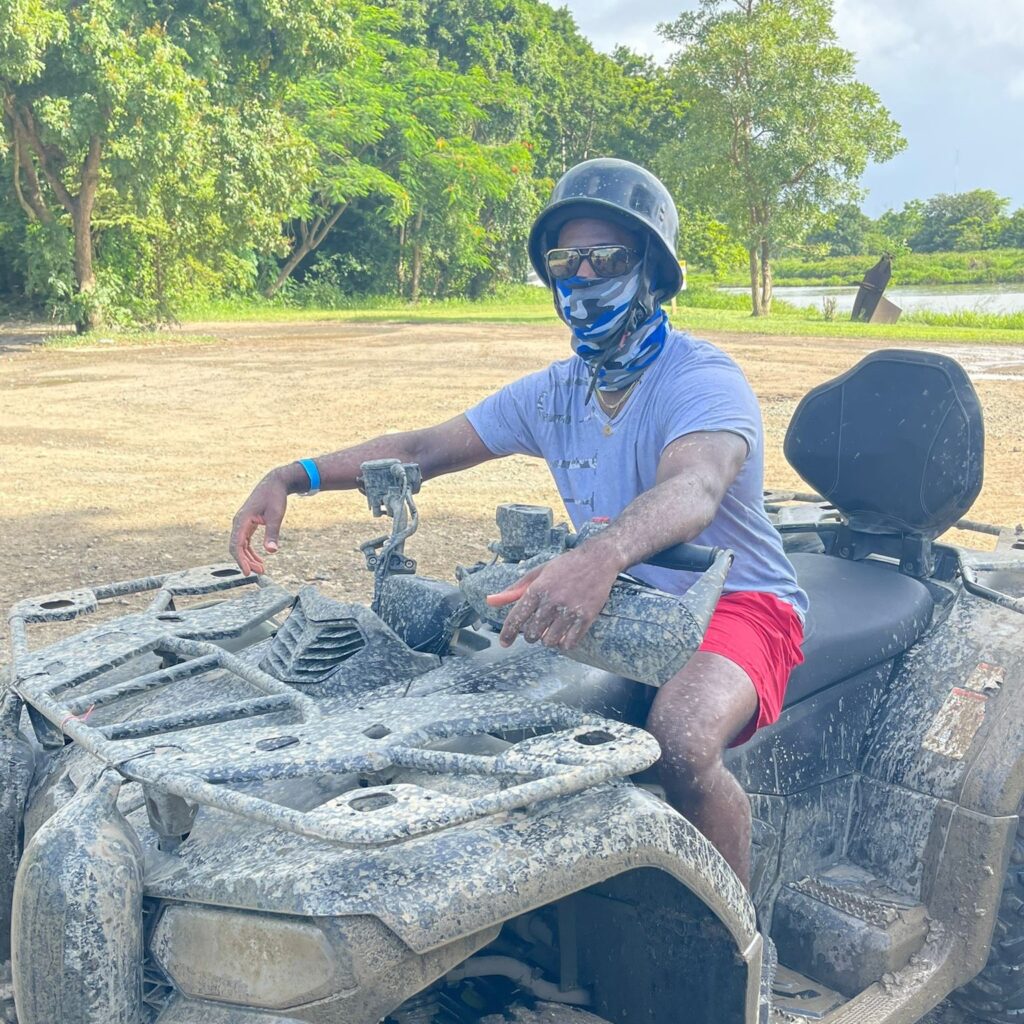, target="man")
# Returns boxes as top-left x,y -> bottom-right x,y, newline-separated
230,158 -> 807,889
